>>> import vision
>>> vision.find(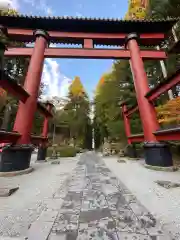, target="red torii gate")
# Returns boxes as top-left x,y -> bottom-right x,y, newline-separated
0,14 -> 179,172
121,68 -> 180,156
